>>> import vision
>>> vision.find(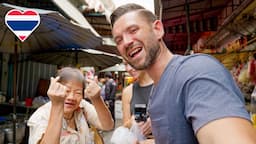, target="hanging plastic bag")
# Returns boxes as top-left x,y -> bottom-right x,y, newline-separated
111,121 -> 147,144
110,126 -> 136,144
